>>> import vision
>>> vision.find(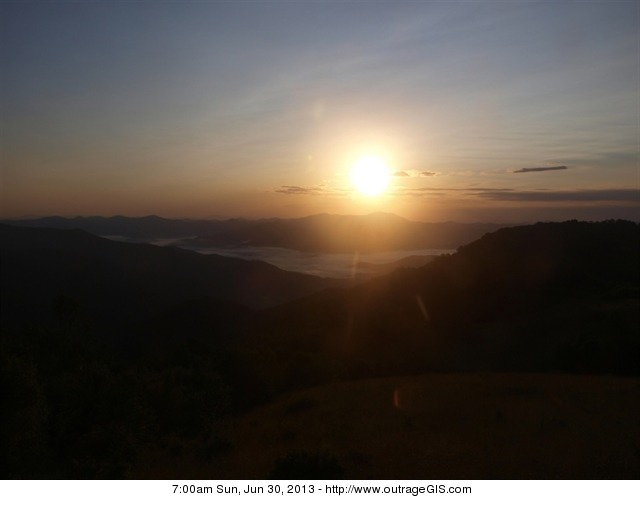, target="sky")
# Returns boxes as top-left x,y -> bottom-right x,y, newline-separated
1,0 -> 638,222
